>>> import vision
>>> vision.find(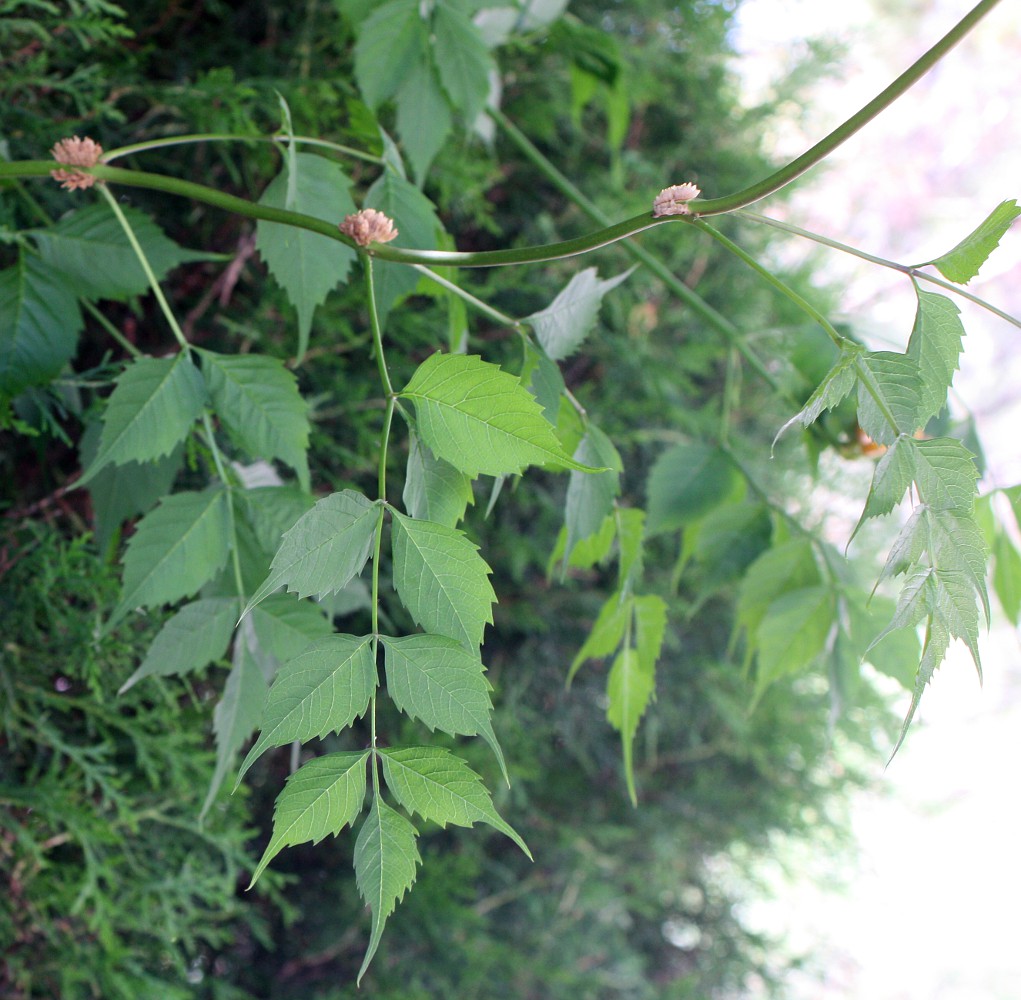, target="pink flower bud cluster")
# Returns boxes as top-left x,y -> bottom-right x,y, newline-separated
339,209 -> 399,247
50,136 -> 103,190
652,182 -> 701,217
